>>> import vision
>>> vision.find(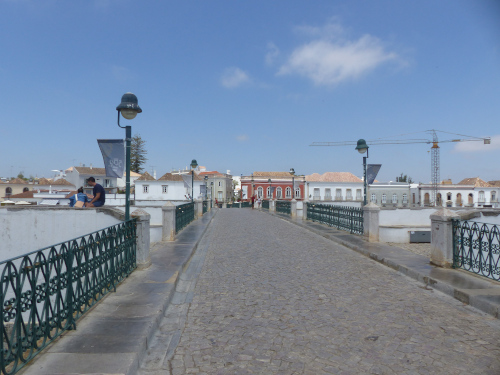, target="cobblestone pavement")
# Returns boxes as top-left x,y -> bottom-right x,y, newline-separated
387,243 -> 431,258
141,209 -> 500,374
